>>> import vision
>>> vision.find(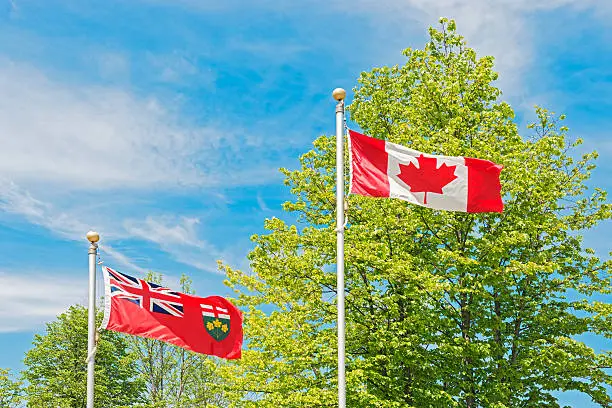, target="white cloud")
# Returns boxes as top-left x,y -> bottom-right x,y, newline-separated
93,51 -> 131,81
256,193 -> 271,213
123,215 -> 226,273
0,179 -> 248,275
332,0 -> 608,97
0,58 -> 280,275
124,215 -> 202,247
0,272 -> 88,332
0,58 -> 288,193
152,0 -> 609,99
146,51 -> 212,85
0,59 -> 238,190
99,244 -> 150,275
0,178 -> 150,273
0,178 -> 87,238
